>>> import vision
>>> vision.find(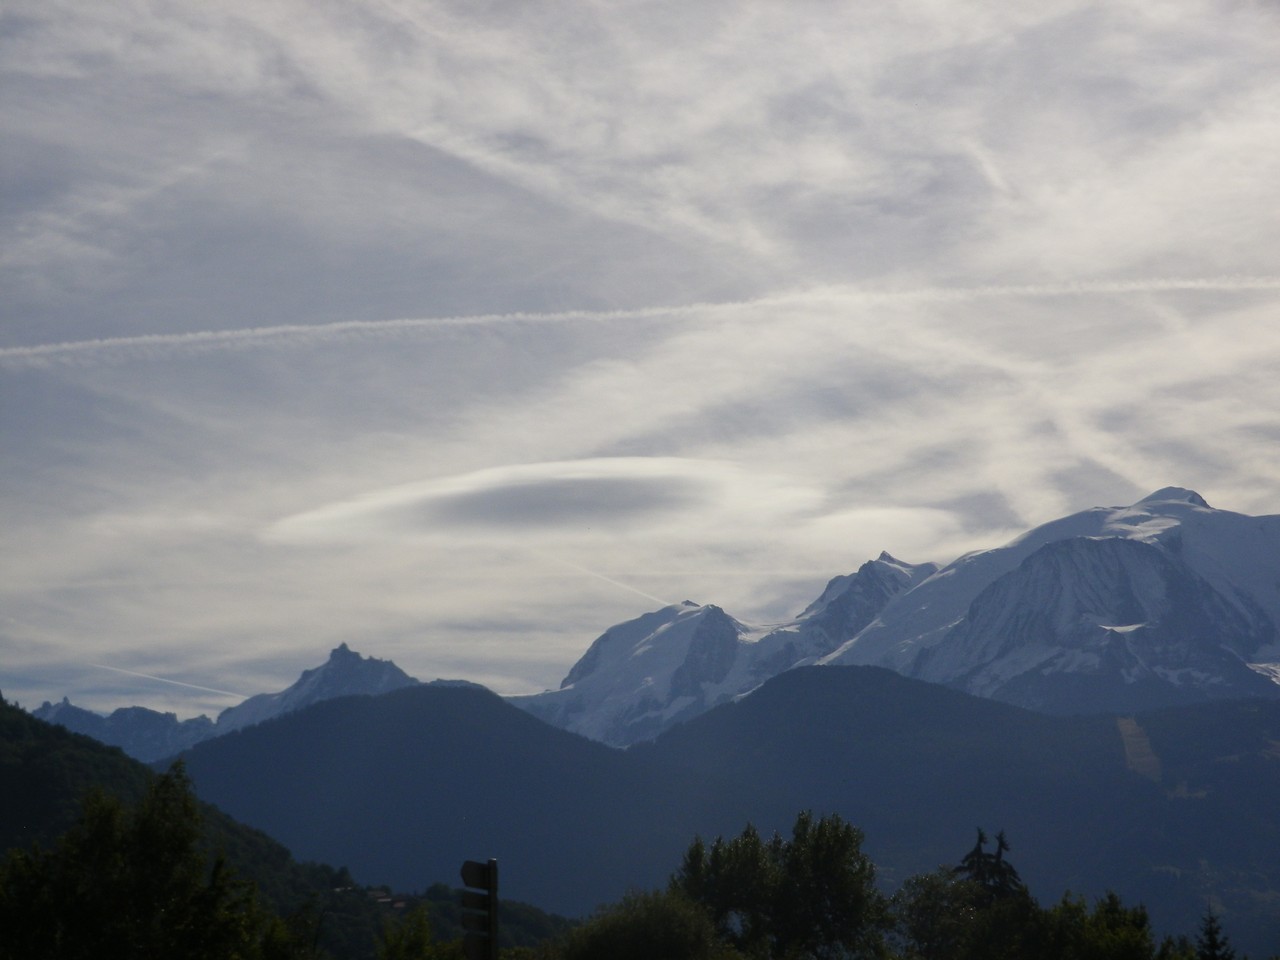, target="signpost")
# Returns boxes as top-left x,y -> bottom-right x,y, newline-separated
459,858 -> 498,960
